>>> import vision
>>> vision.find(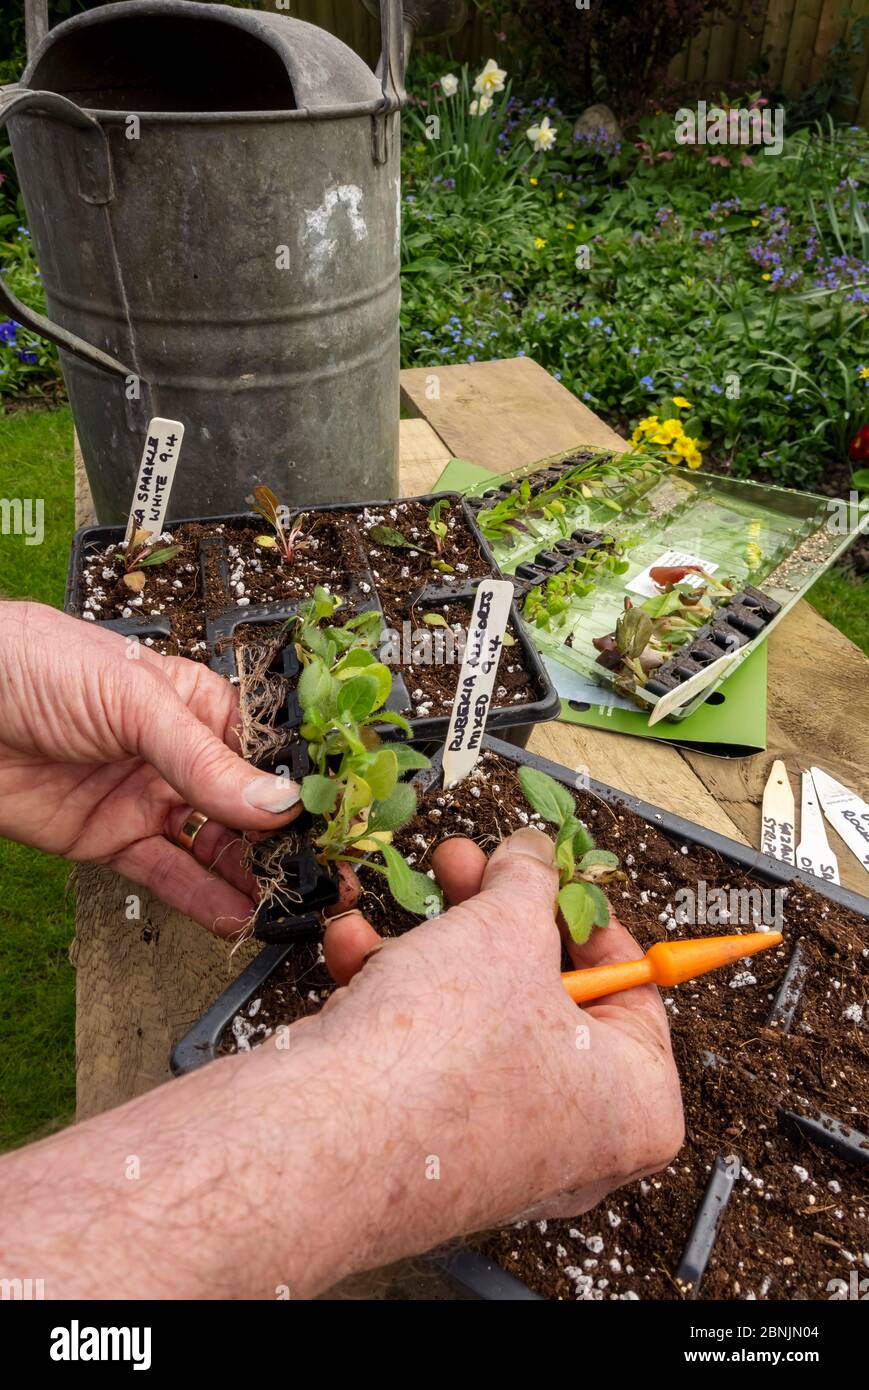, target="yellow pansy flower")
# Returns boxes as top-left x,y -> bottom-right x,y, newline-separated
762,273 -> 771,281
534,237 -> 546,249
529,176 -> 538,186
673,396 -> 692,409
751,219 -> 760,227
860,367 -> 869,379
